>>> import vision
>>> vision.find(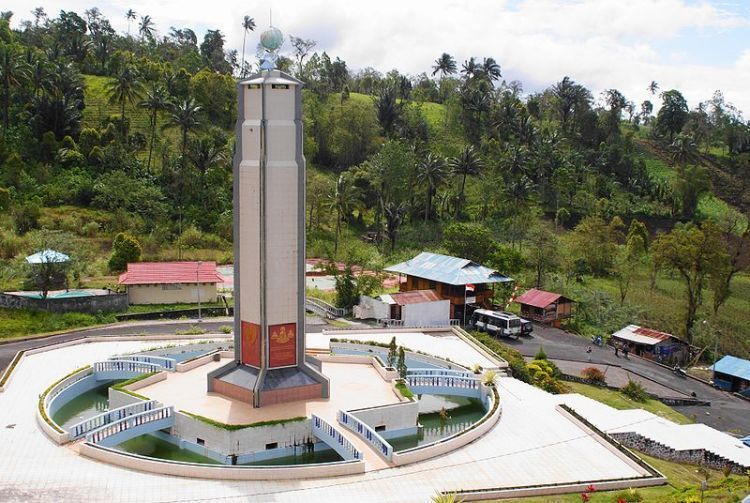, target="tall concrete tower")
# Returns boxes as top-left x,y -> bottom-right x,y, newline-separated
209,27 -> 328,407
